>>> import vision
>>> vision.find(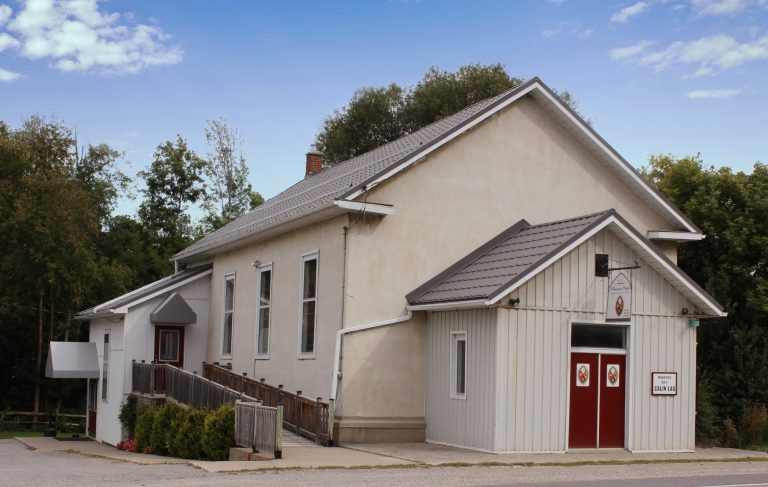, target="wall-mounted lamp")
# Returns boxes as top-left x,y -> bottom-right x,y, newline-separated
681,307 -> 689,315
508,298 -> 520,306
251,260 -> 261,268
